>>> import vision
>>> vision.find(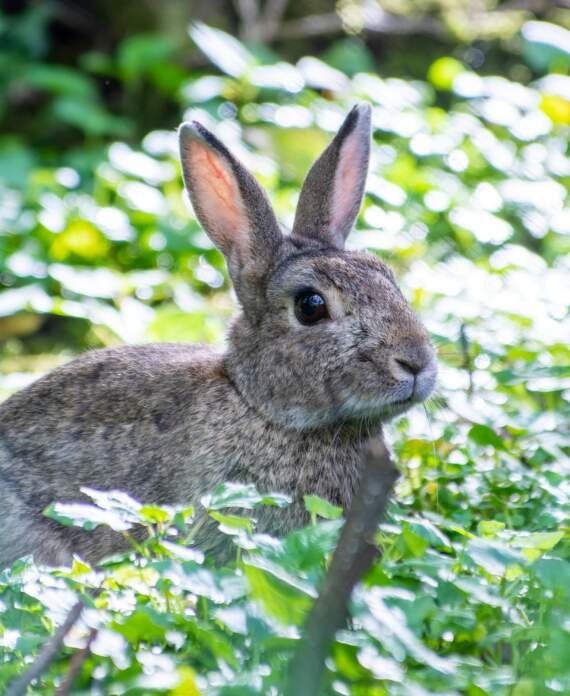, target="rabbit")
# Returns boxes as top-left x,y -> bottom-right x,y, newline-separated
0,104 -> 437,569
